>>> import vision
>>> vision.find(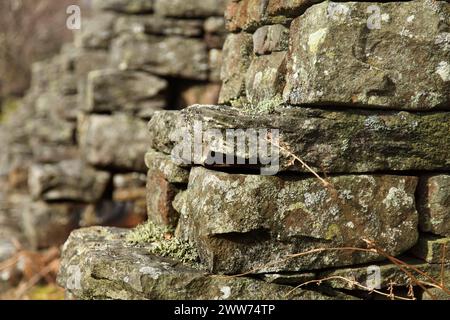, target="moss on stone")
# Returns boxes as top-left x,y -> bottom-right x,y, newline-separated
126,220 -> 199,265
